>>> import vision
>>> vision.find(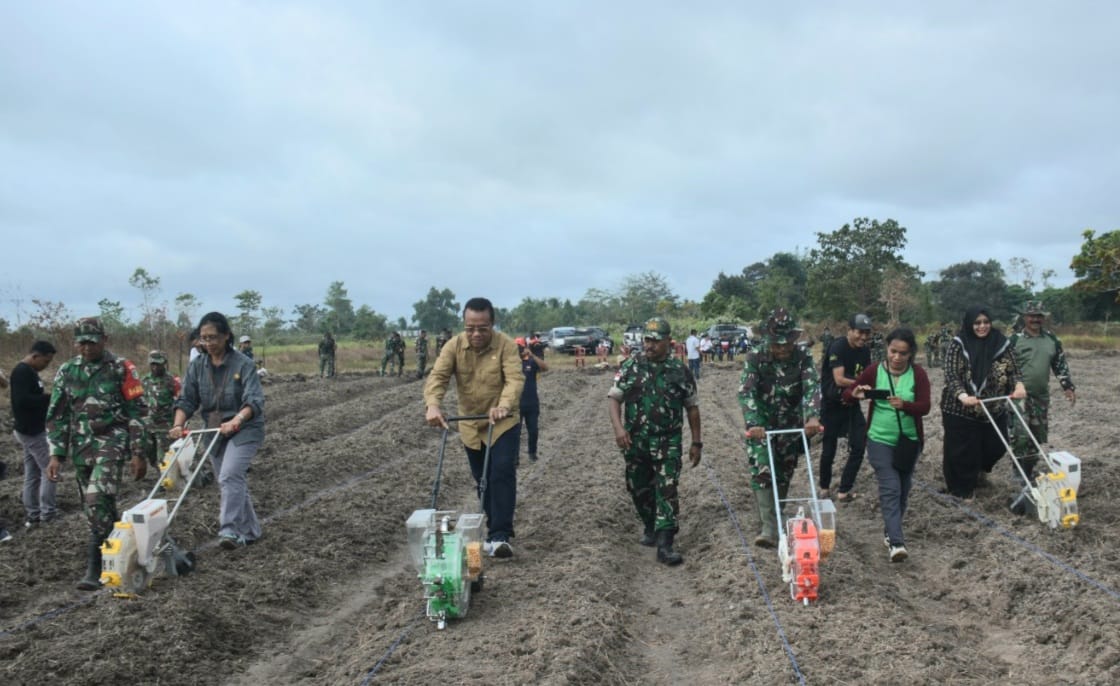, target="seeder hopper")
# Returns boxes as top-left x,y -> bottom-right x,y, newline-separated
765,428 -> 837,605
407,416 -> 491,629
979,397 -> 1081,529
100,428 -> 221,598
